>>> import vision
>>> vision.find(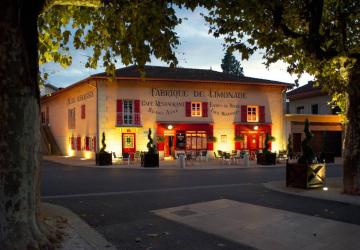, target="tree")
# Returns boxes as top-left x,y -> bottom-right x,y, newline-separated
0,0 -> 184,248
205,0 -> 360,194
221,50 -> 244,76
